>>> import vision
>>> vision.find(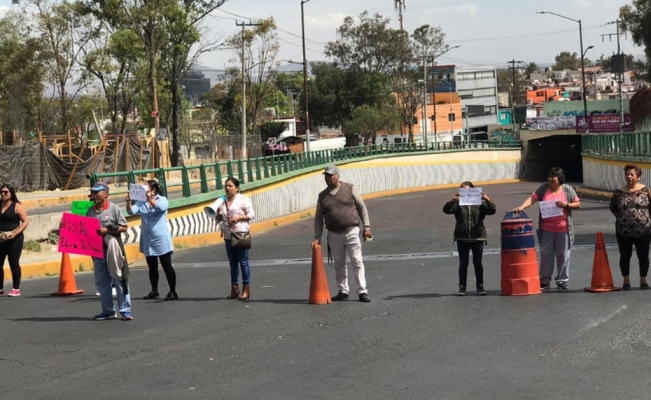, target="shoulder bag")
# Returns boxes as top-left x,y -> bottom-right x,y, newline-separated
225,198 -> 252,249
